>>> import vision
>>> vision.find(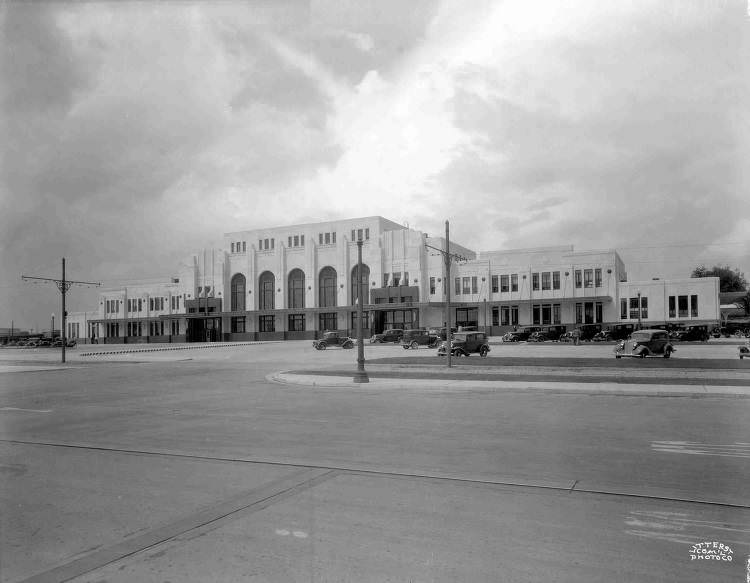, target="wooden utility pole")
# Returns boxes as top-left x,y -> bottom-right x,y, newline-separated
22,258 -> 100,362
